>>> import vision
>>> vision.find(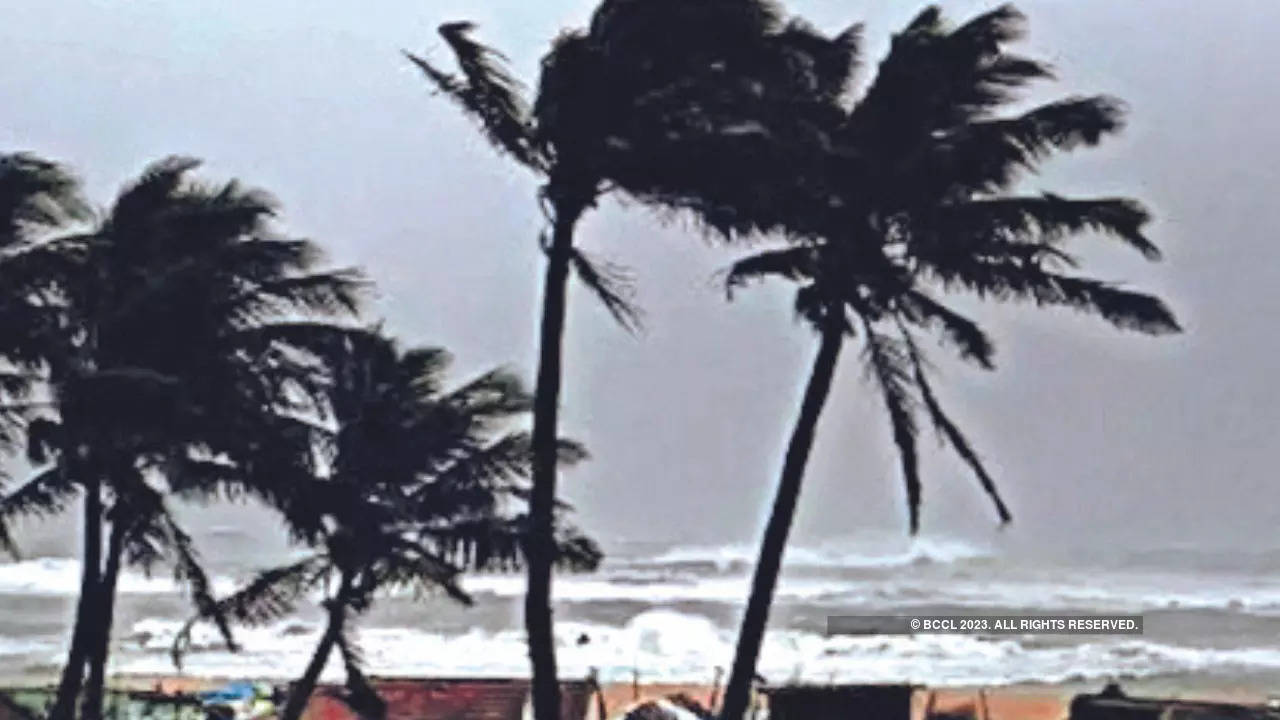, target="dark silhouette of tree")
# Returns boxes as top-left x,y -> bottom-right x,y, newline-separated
407,5 -> 861,717
715,7 -> 1180,719
0,153 -> 89,455
0,157 -> 363,720
0,152 -> 90,719
172,331 -> 601,720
